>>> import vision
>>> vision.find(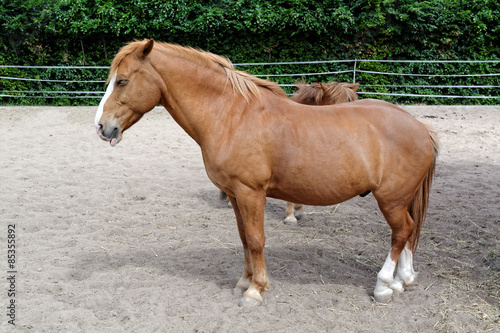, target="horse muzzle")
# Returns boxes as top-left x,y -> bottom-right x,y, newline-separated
96,124 -> 121,147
